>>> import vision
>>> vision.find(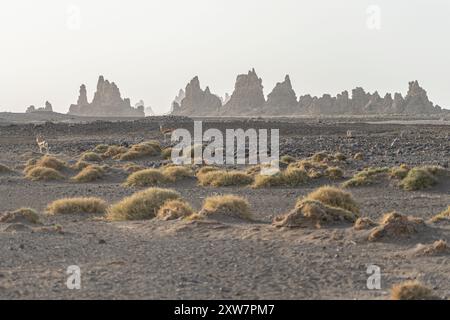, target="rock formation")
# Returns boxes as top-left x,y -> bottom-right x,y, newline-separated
26,102 -> 53,113
171,76 -> 222,116
173,89 -> 185,104
170,71 -> 446,116
222,68 -> 265,115
68,76 -> 144,117
264,75 -> 298,115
